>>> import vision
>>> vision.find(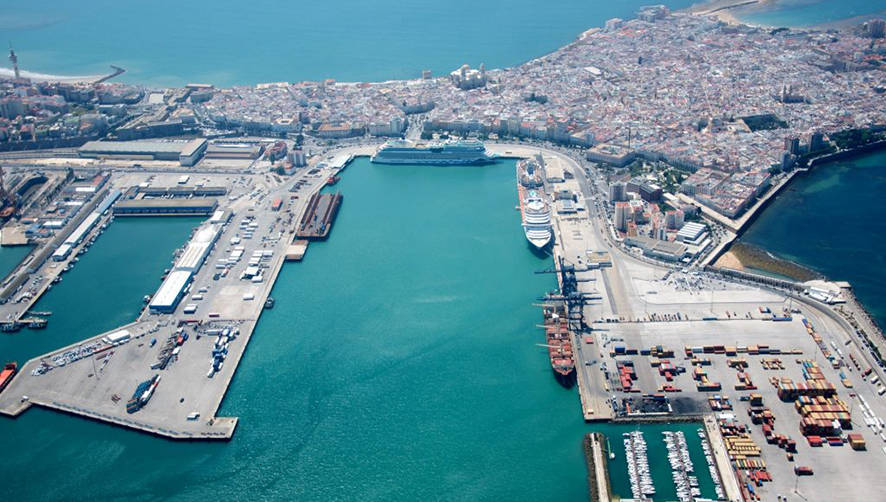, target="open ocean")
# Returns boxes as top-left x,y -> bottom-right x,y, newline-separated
0,0 -> 756,87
